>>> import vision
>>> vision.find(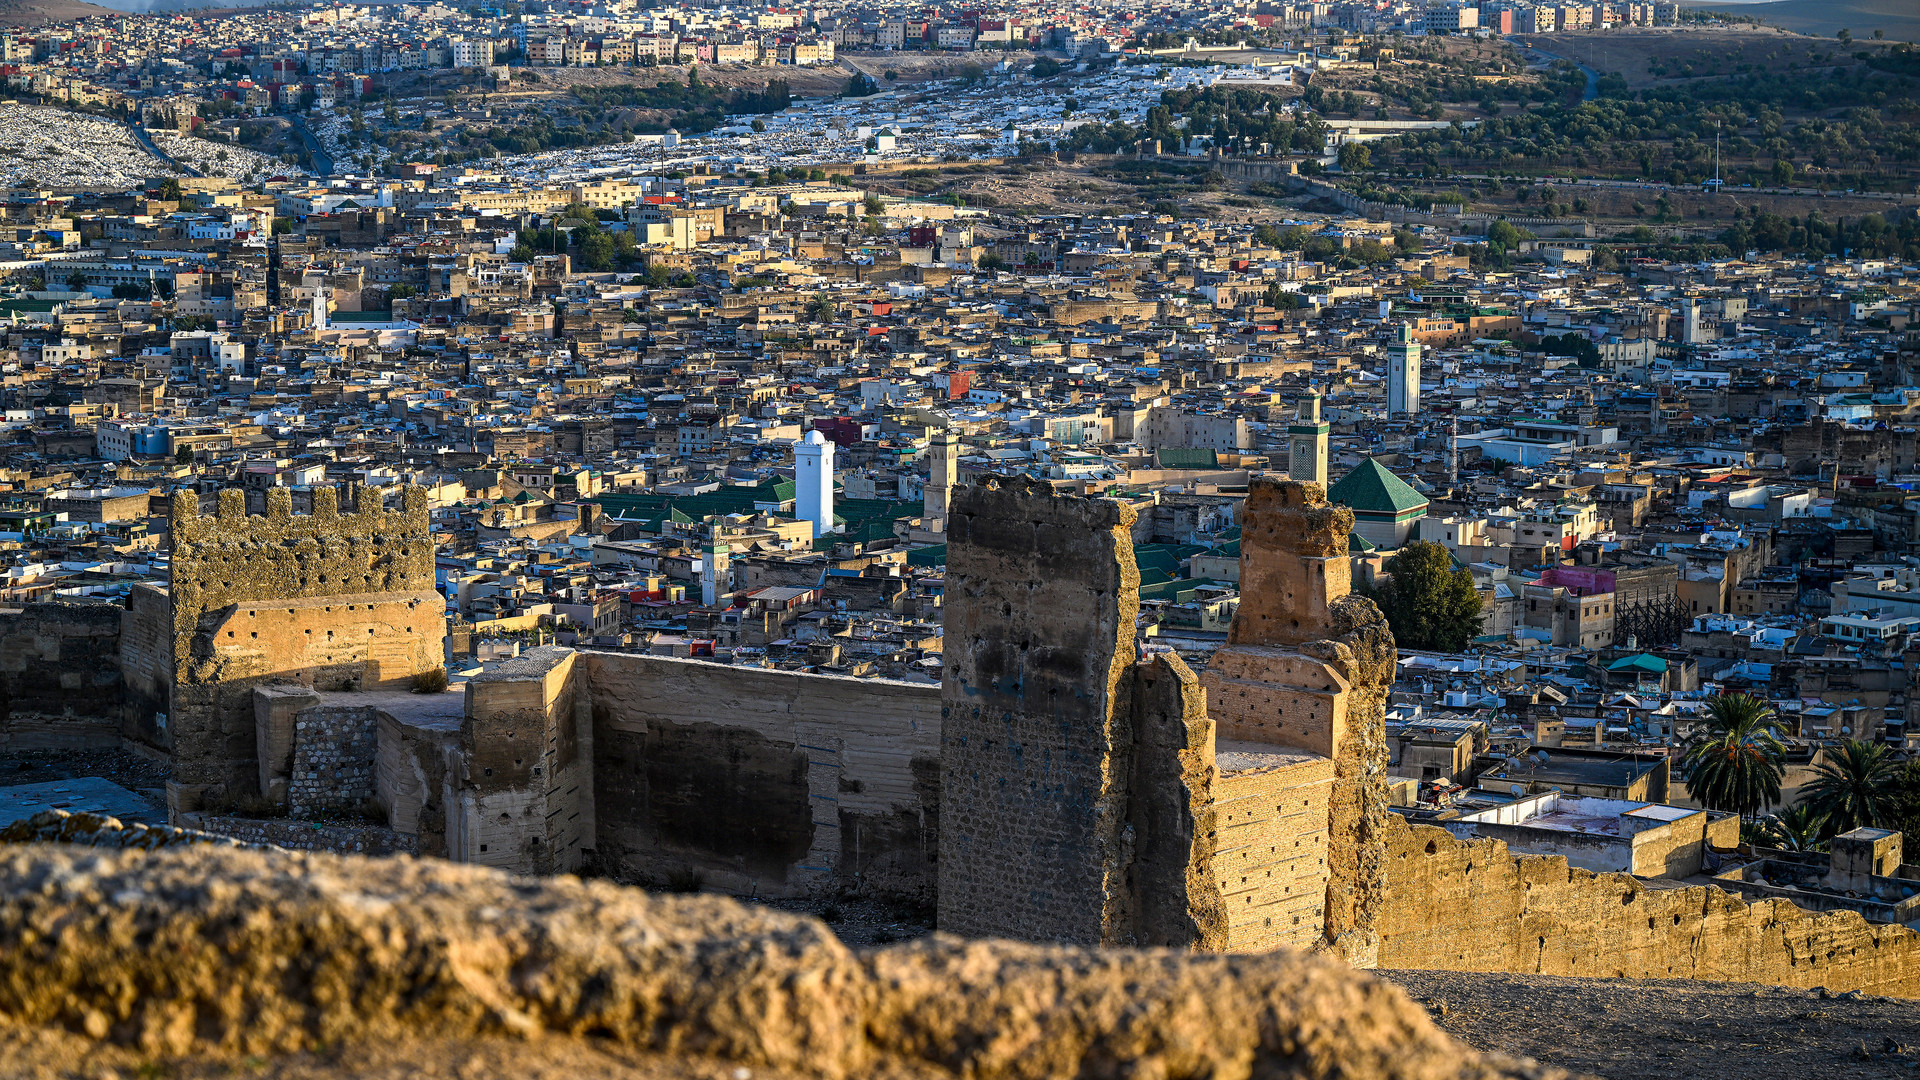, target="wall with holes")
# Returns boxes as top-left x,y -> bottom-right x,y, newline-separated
1378,816 -> 1920,997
